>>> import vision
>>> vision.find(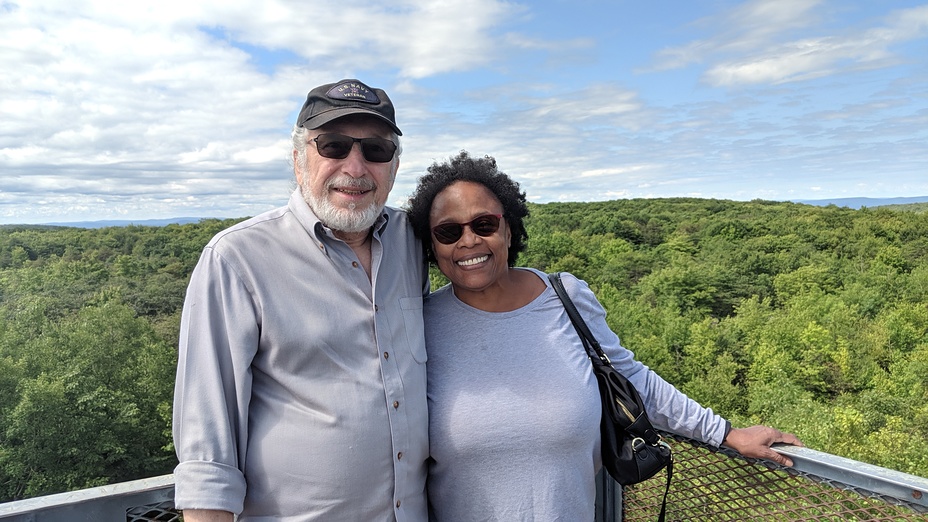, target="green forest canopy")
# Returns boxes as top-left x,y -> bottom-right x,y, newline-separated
1,199 -> 927,502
